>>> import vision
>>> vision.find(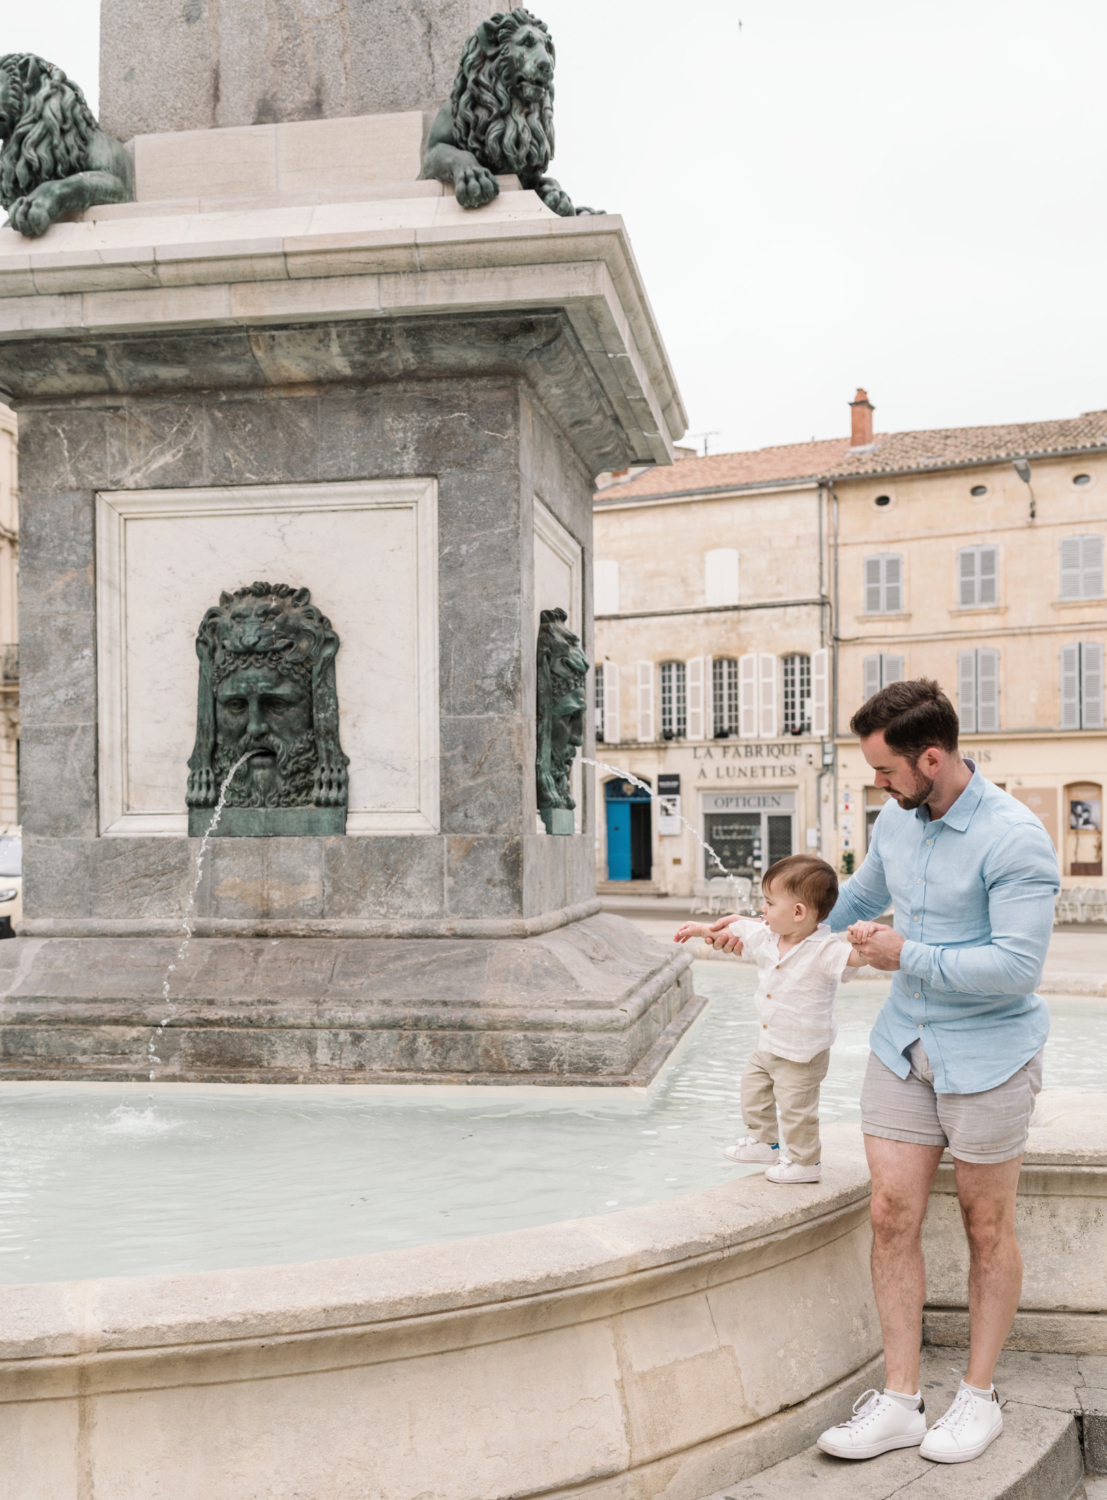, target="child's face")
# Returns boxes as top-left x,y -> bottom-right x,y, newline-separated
761,883 -> 810,935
